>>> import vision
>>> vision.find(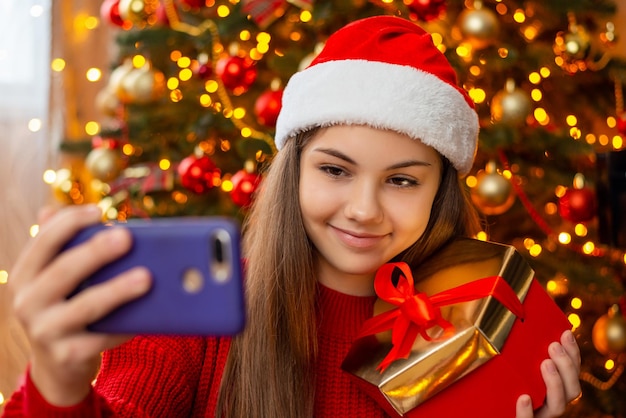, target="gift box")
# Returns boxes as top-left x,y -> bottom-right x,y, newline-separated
341,237 -> 571,418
